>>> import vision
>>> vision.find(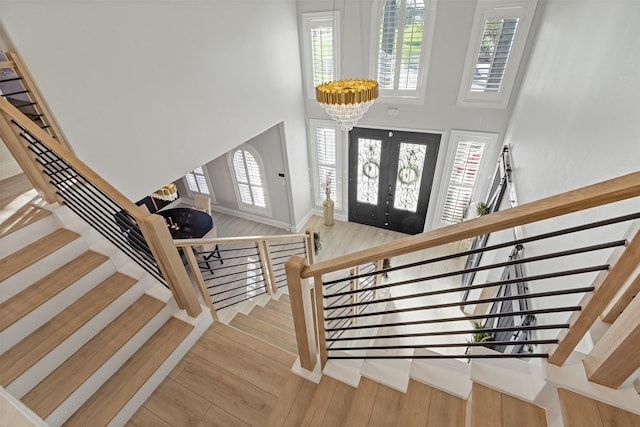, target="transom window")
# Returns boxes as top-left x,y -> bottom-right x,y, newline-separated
373,0 -> 436,101
229,146 -> 270,214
